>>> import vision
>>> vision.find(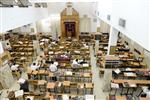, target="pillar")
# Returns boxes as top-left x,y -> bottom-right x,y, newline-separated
107,27 -> 119,55
0,42 -> 4,54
